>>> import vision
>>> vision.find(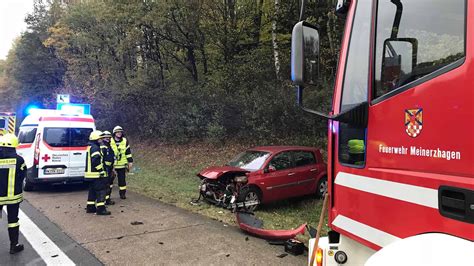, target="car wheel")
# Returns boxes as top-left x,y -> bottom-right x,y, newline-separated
23,178 -> 34,192
237,186 -> 261,212
316,176 -> 328,199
